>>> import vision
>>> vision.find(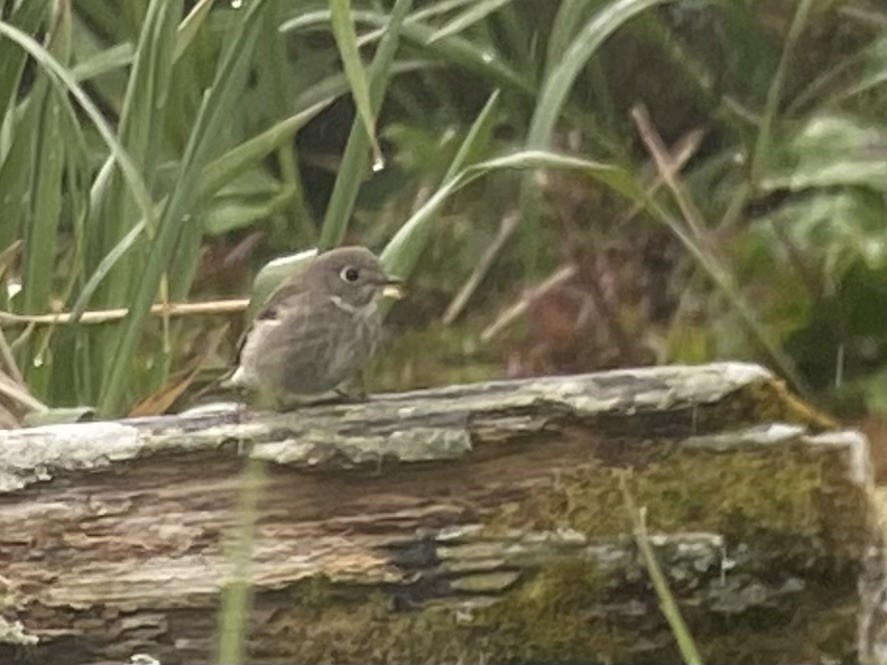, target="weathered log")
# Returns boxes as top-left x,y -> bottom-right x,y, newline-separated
0,362 -> 883,664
